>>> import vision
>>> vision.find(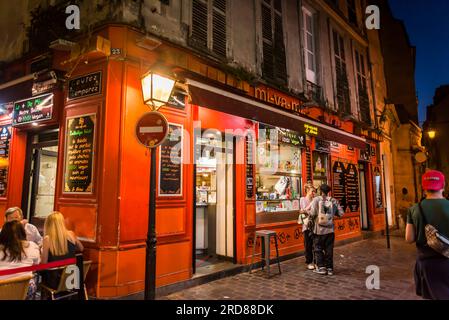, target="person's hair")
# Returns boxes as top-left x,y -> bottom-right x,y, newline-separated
320,184 -> 331,195
304,184 -> 315,194
5,207 -> 23,219
425,189 -> 443,195
44,212 -> 70,257
0,221 -> 27,262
